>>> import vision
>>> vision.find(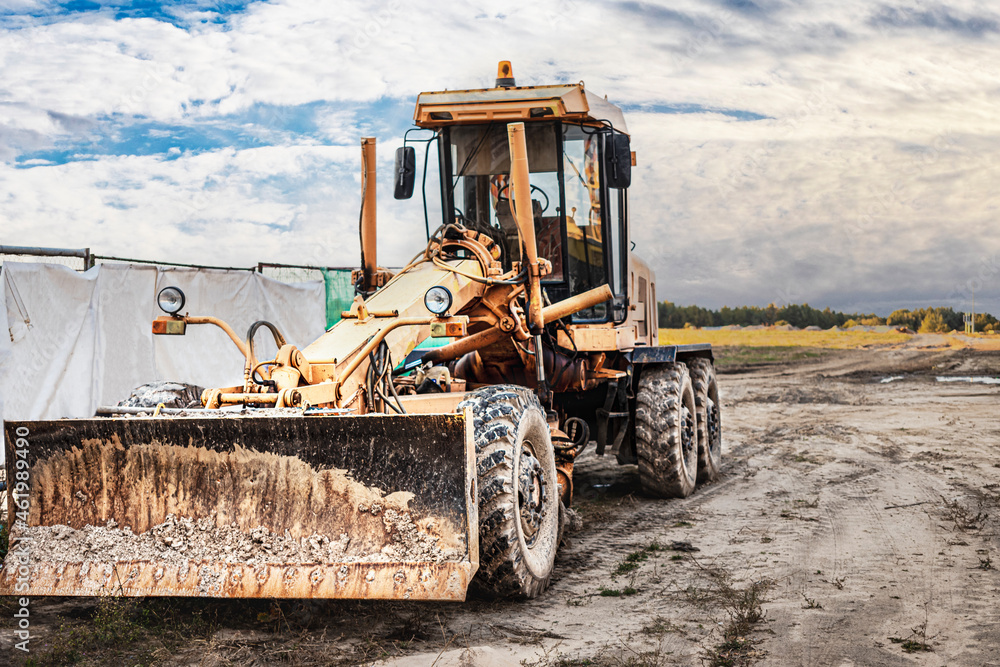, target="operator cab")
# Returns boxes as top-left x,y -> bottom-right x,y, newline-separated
396,62 -> 633,324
